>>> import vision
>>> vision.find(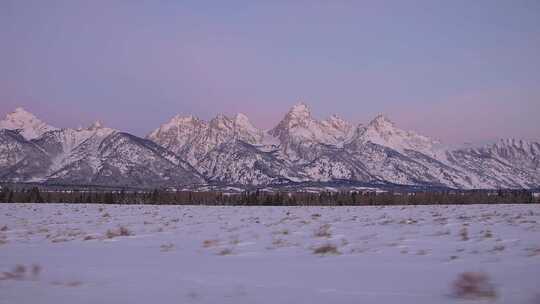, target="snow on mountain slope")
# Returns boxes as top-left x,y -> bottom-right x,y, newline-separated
350,114 -> 440,157
1,105 -> 539,189
147,113 -> 264,167
268,103 -> 353,161
197,140 -> 306,185
234,113 -> 265,144
147,115 -> 209,165
91,132 -> 203,187
301,145 -> 375,182
0,129 -> 51,181
34,121 -> 117,175
8,120 -> 204,187
43,129 -> 203,187
344,140 -> 446,186
320,114 -> 354,145
0,107 -> 58,140
485,139 -> 540,172
446,139 -> 540,188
